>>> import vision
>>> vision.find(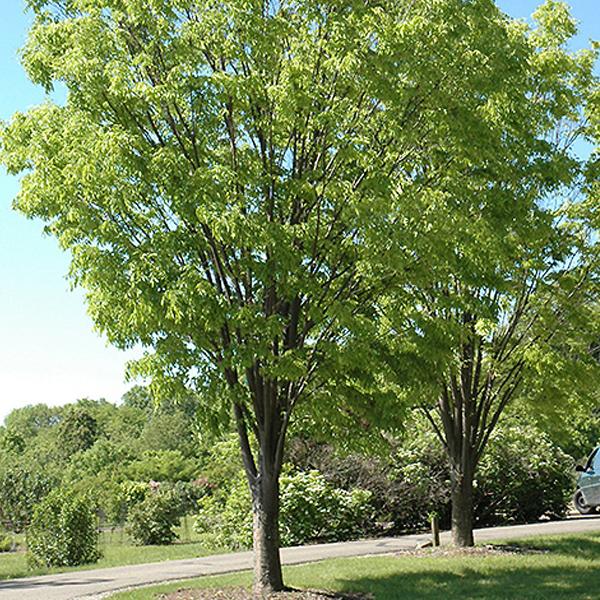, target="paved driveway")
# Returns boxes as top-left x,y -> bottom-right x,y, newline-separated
2,515 -> 600,600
